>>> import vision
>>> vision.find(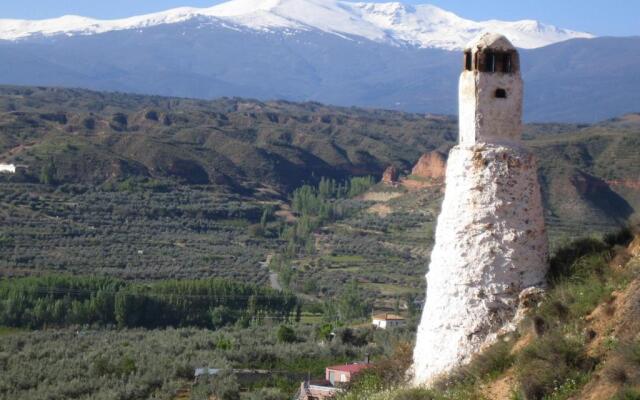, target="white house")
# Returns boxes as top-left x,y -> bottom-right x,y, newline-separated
0,164 -> 16,174
372,313 -> 406,329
